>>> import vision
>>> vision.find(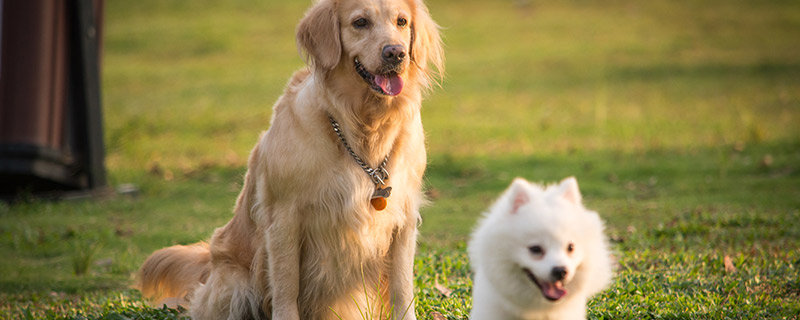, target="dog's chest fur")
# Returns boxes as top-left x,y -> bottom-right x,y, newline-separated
259,132 -> 419,315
